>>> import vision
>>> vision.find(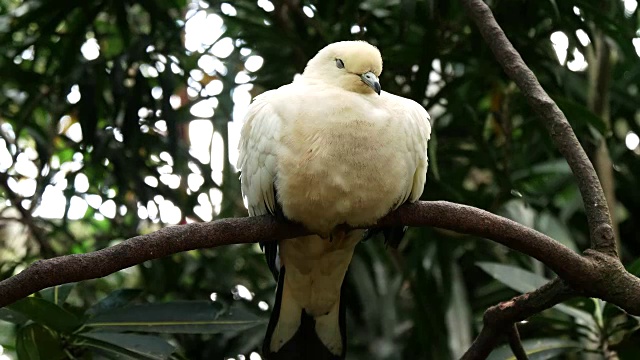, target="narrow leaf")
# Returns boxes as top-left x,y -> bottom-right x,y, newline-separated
8,297 -> 81,333
627,257 -> 640,277
477,262 -> 596,329
0,307 -> 29,324
72,335 -> 159,360
487,337 -> 581,360
81,333 -> 175,359
86,301 -> 264,334
39,283 -> 76,306
16,323 -> 66,360
535,211 -> 577,251
552,96 -> 608,135
86,289 -> 143,316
